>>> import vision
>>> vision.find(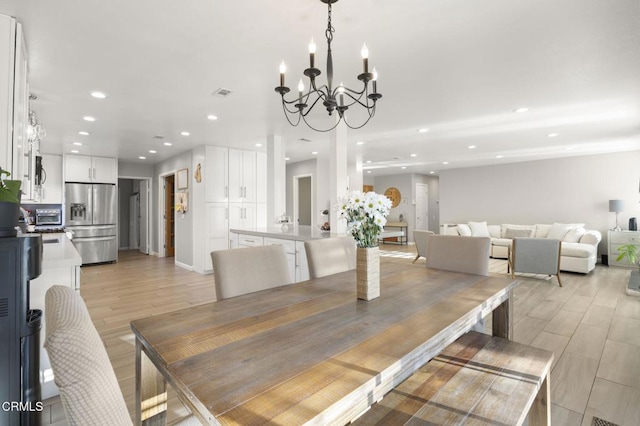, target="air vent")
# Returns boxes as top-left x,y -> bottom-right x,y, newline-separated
152,135 -> 164,139
299,138 -> 312,143
0,298 -> 8,317
212,88 -> 233,97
